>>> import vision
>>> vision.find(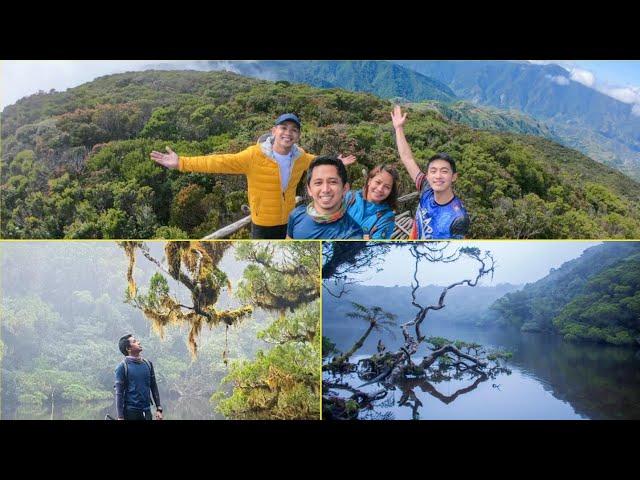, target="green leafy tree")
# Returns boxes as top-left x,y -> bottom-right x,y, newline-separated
216,242 -> 321,419
217,302 -> 320,420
